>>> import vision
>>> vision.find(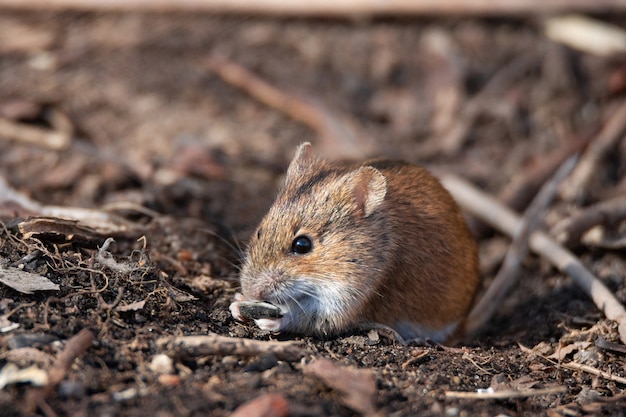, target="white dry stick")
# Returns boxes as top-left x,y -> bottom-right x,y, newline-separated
544,15 -> 626,56
445,385 -> 567,400
464,156 -> 578,336
0,117 -> 70,150
0,0 -> 625,16
0,177 -> 130,234
157,334 -> 305,361
440,174 -> 626,345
